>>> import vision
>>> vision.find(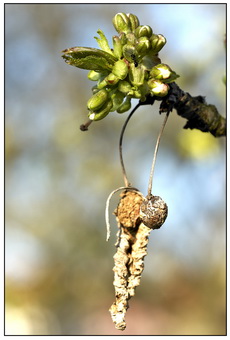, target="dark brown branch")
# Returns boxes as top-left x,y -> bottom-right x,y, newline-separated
140,82 -> 226,138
